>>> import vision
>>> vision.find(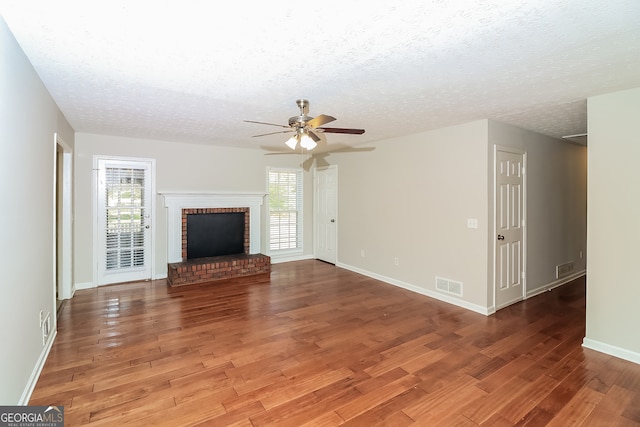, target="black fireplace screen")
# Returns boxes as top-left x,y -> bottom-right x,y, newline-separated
186,212 -> 245,259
